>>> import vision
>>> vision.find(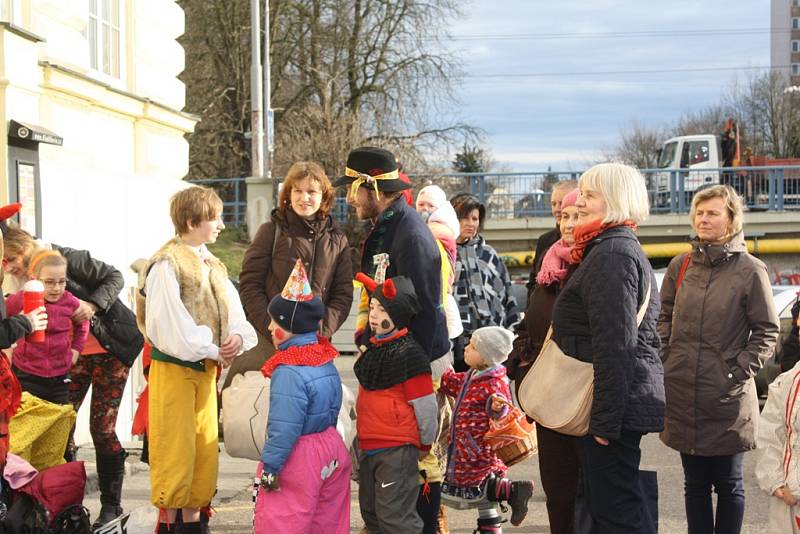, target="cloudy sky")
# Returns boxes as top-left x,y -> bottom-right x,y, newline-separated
445,0 -> 769,171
